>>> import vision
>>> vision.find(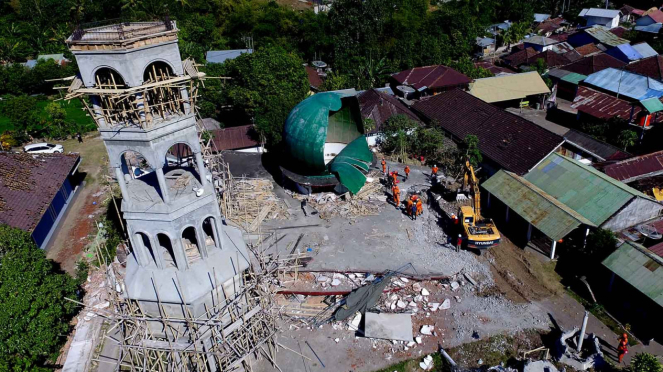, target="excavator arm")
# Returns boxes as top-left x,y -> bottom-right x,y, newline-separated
463,159 -> 481,219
